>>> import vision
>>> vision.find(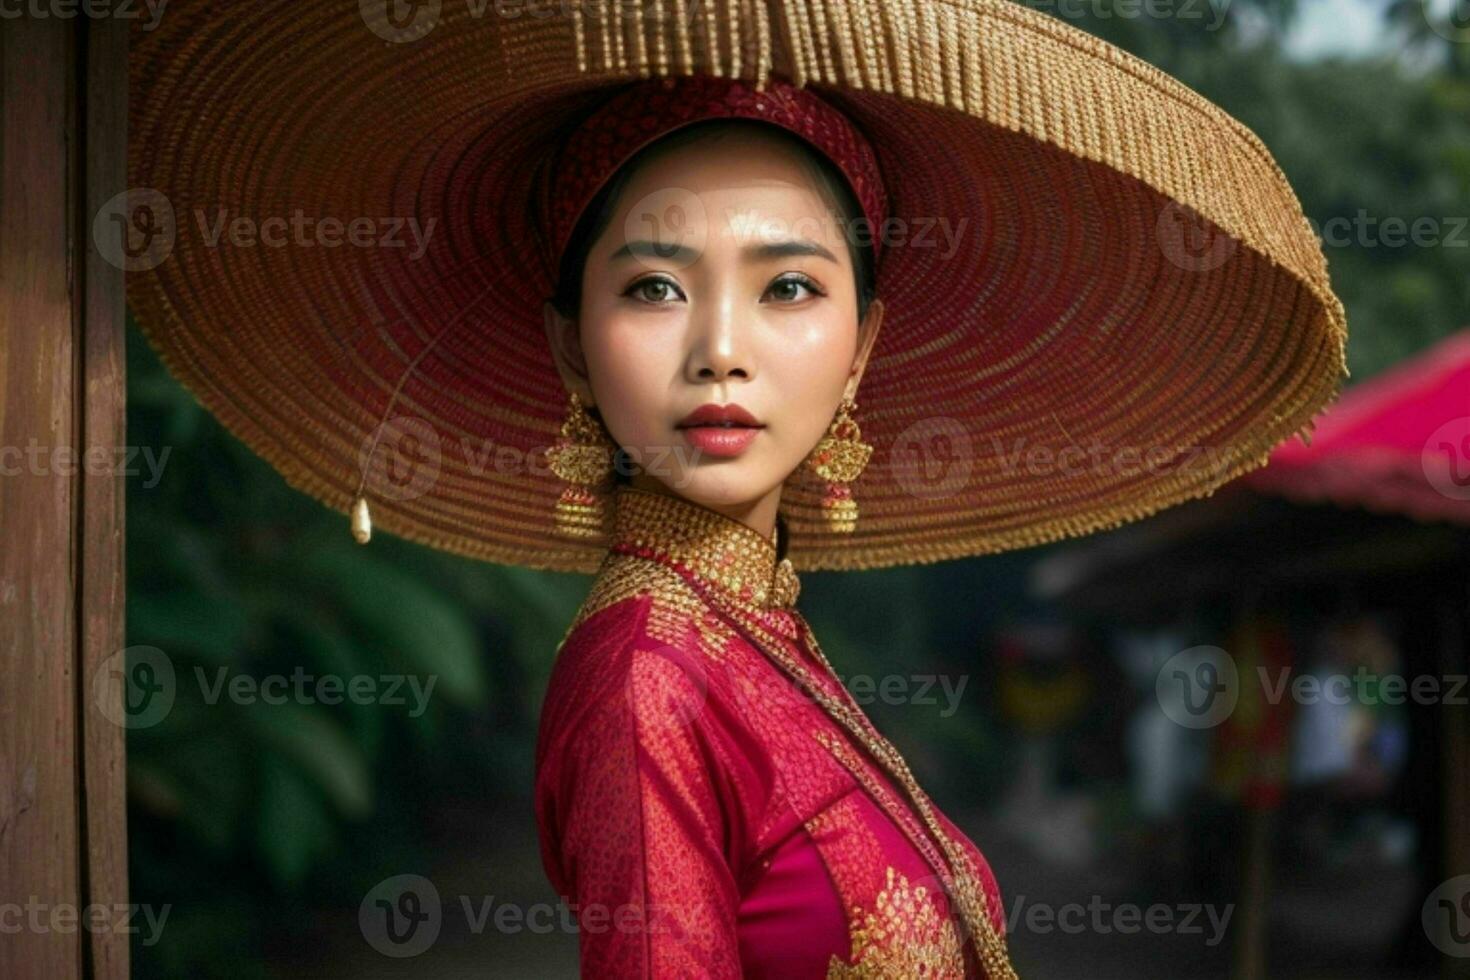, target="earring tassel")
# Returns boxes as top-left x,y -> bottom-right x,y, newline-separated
820,482 -> 859,533
545,392 -> 615,540
554,485 -> 607,539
